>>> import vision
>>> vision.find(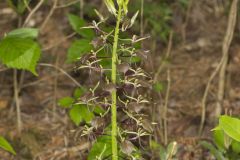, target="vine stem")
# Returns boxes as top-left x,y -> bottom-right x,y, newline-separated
111,4 -> 122,160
